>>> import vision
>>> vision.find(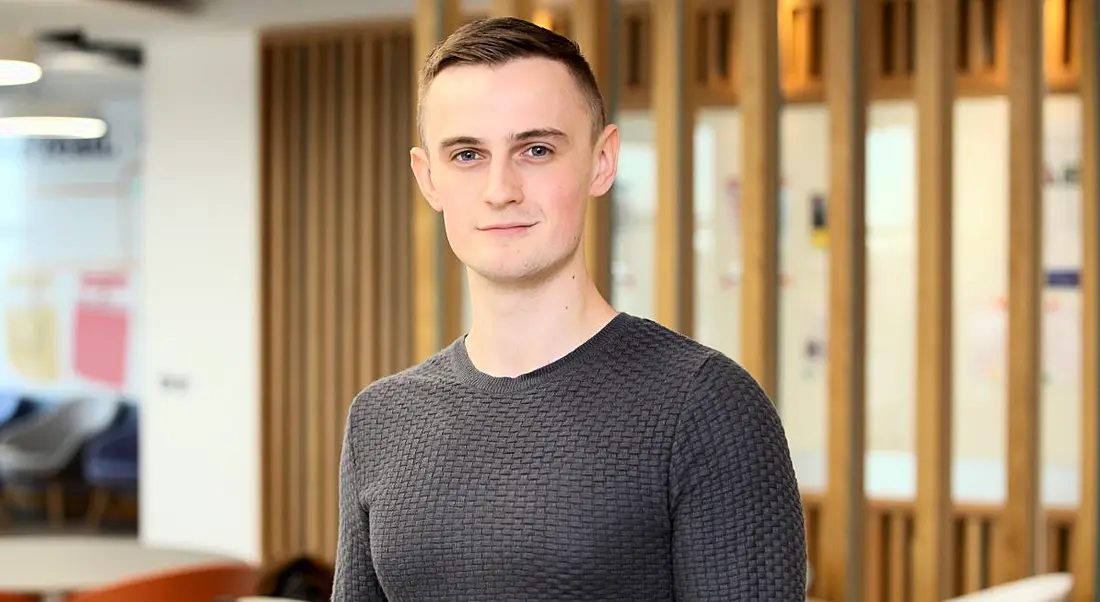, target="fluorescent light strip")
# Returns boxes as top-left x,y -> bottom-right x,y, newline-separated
0,59 -> 42,86
0,116 -> 108,139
